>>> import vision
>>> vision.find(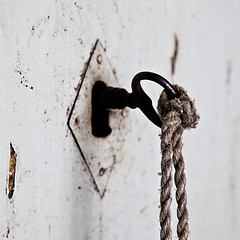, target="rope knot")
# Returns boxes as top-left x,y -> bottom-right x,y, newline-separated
157,85 -> 199,129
